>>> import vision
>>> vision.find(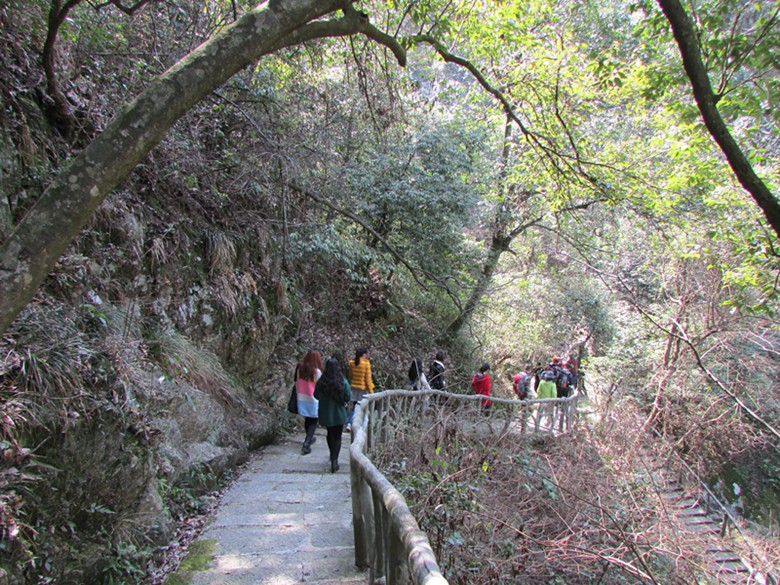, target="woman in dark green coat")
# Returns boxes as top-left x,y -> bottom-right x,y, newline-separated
314,358 -> 352,473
